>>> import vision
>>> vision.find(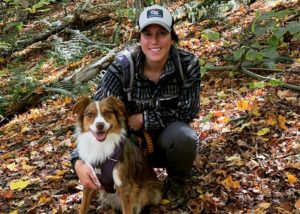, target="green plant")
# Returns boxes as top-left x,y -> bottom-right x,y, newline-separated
25,0 -> 55,13
7,67 -> 40,102
233,9 -> 300,64
201,29 -> 221,41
